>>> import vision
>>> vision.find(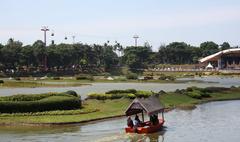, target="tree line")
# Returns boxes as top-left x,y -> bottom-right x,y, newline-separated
0,38 -> 237,74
